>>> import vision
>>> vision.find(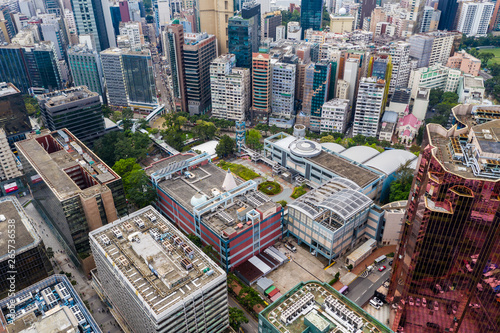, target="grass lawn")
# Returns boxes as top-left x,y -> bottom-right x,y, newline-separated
217,160 -> 260,181
479,47 -> 500,65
